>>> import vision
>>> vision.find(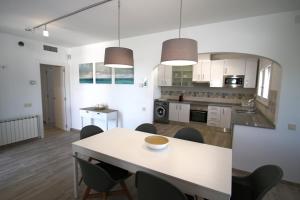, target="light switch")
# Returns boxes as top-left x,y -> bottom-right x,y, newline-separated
288,124 -> 296,131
